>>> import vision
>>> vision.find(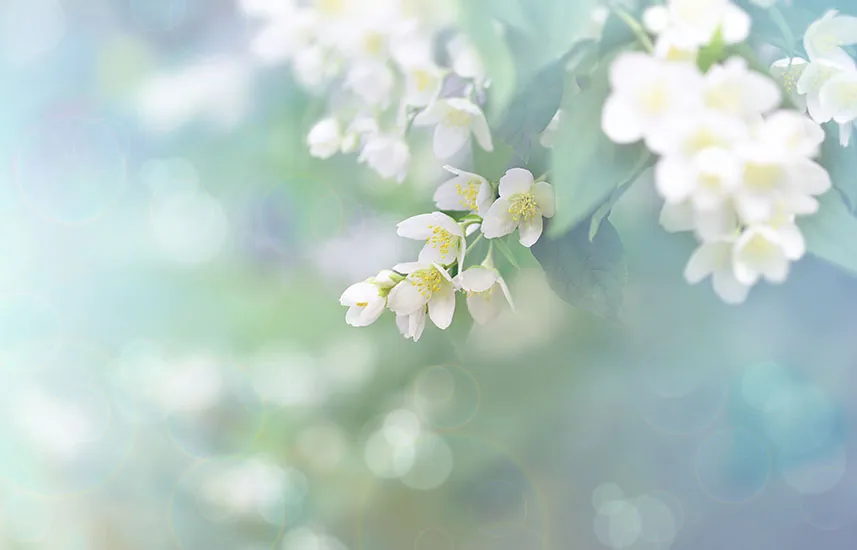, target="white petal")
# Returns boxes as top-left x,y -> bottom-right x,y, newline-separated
720,4 -> 751,44
470,109 -> 494,152
428,285 -> 456,329
733,260 -> 761,286
498,168 -> 534,197
393,262 -> 427,274
684,242 -> 725,284
841,122 -> 853,147
433,179 -> 467,211
533,182 -> 555,218
655,158 -> 694,203
387,281 -> 427,315
476,181 -> 494,216
397,213 -> 438,240
413,101 -> 445,126
712,268 -> 750,304
433,124 -> 470,159
410,308 -> 427,341
356,299 -> 386,326
659,201 -> 695,233
467,292 -> 501,325
518,216 -> 544,248
340,282 -> 377,305
458,267 -> 498,293
601,96 -> 644,144
779,224 -> 806,260
788,158 -> 832,195
480,199 -> 517,238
